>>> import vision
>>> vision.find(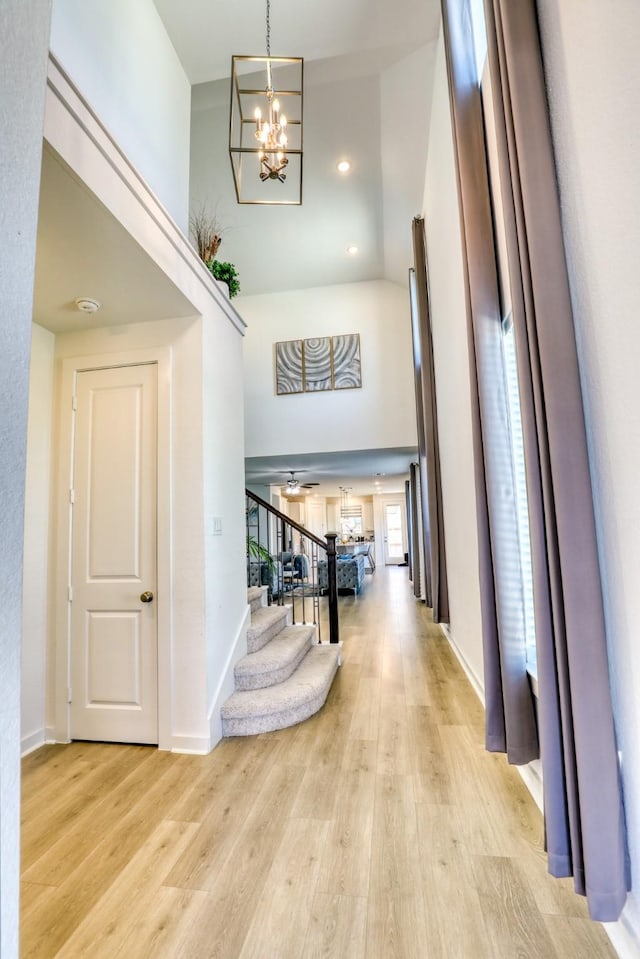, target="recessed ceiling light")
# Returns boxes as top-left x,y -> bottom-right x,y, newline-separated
337,160 -> 351,174
346,245 -> 358,255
